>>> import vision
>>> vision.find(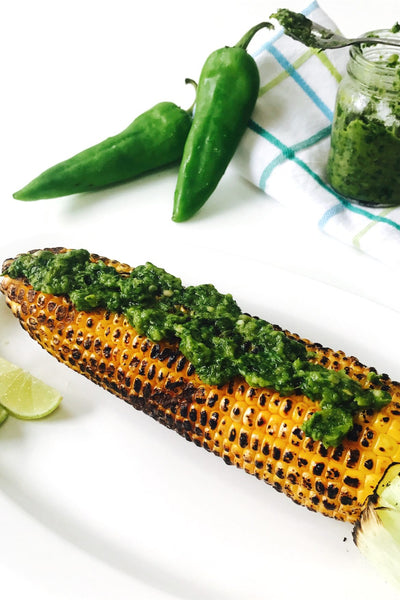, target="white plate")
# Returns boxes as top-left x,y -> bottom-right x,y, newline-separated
0,244 -> 399,600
